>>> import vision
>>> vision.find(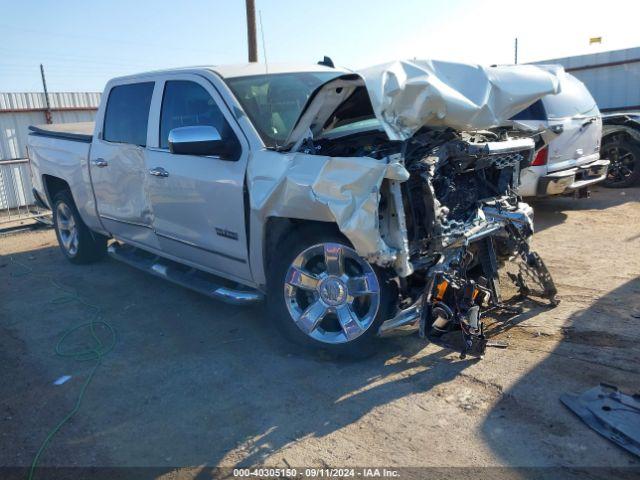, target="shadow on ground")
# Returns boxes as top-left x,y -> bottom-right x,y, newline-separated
1,243 -> 478,472
479,276 -> 640,476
